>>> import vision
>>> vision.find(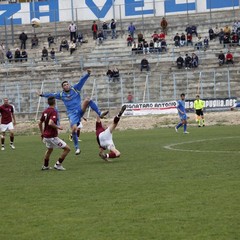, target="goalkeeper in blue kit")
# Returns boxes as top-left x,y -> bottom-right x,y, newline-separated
175,93 -> 189,134
39,69 -> 108,155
